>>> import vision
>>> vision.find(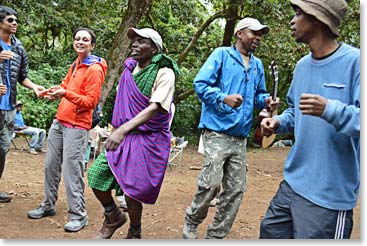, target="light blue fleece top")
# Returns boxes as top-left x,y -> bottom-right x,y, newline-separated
194,46 -> 269,138
275,43 -> 360,210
